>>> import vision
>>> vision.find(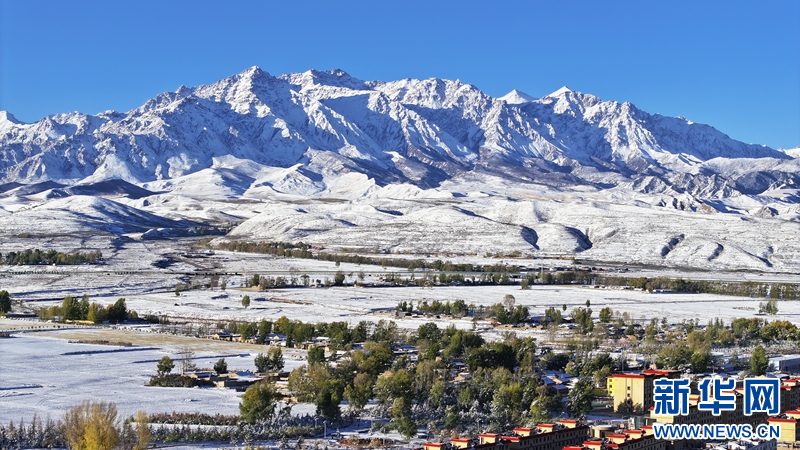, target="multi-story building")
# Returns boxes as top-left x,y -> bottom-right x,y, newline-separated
767,410 -> 800,444
610,369 -> 682,413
